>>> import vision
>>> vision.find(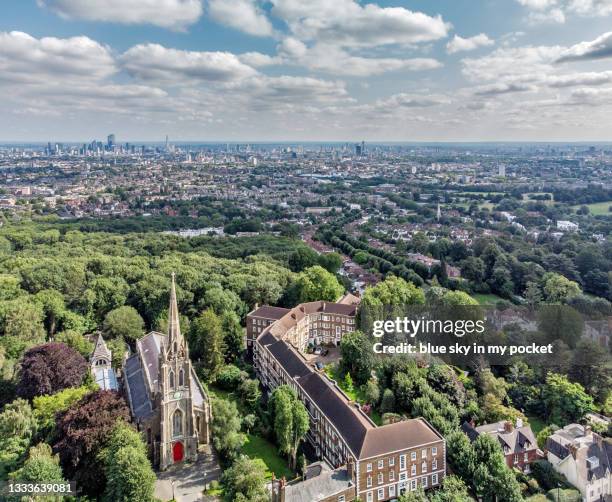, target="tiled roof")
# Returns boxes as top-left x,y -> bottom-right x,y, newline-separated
124,353 -> 155,421
359,419 -> 444,459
